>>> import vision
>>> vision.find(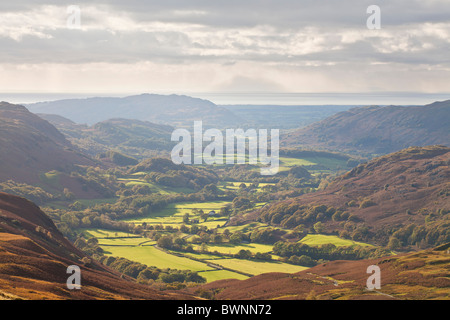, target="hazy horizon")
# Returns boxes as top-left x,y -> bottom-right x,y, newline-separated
2,91 -> 450,106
